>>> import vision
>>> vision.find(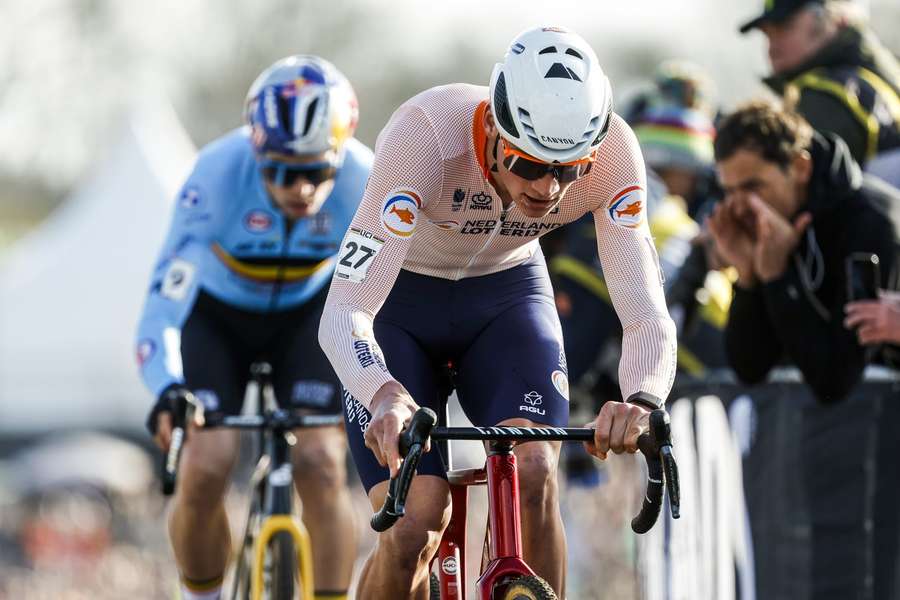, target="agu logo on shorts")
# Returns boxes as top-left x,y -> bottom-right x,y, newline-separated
519,391 -> 546,416
607,185 -> 644,229
381,189 -> 422,238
